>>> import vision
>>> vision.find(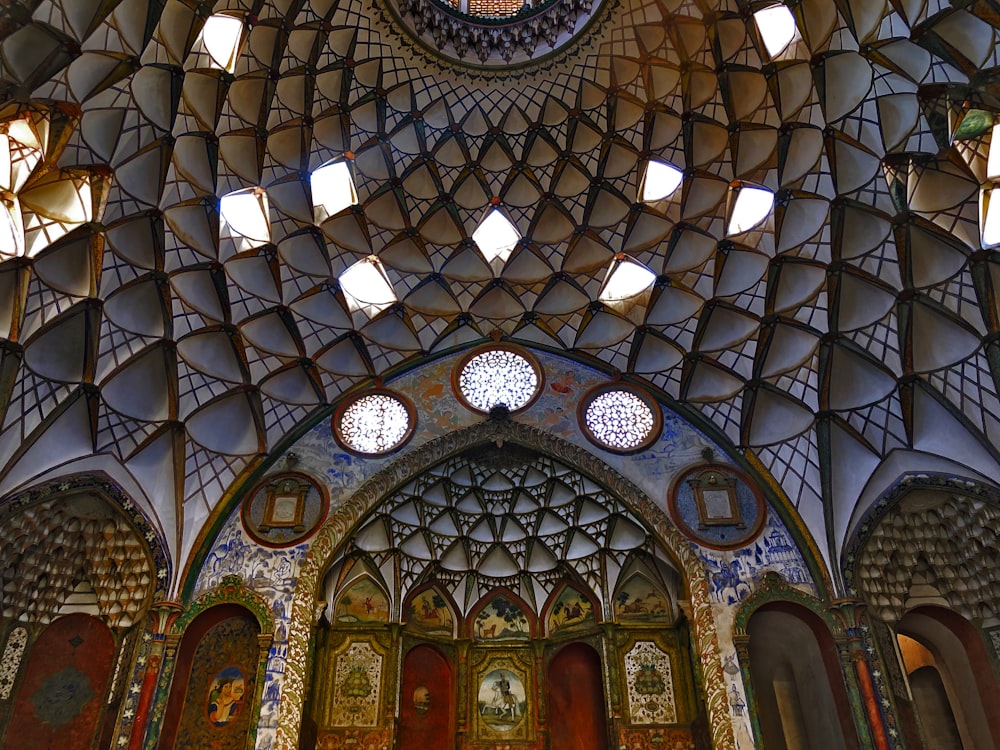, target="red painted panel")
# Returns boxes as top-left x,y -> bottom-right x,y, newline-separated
5,613 -> 115,750
398,644 -> 454,750
547,643 -> 609,750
